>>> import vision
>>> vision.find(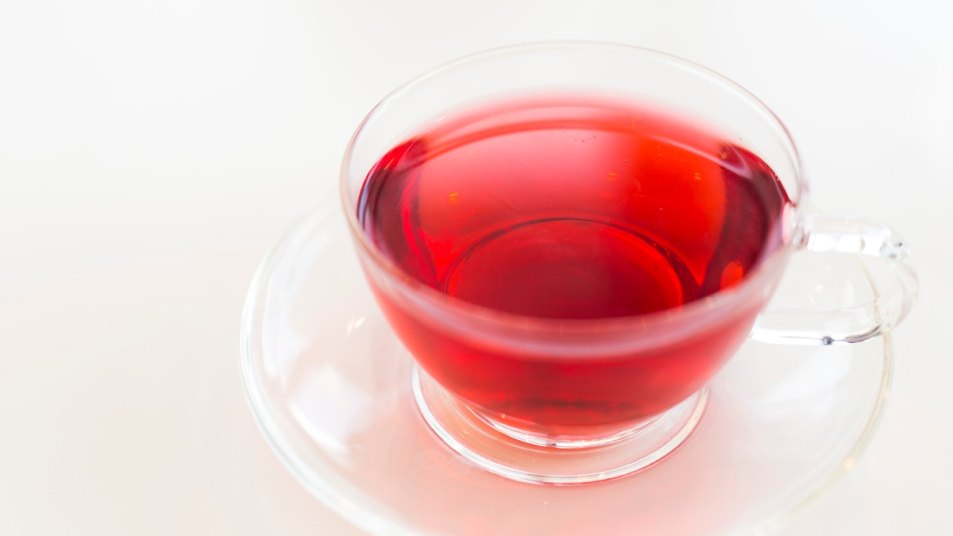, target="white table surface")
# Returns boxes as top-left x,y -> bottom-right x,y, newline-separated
2,0 -> 950,534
